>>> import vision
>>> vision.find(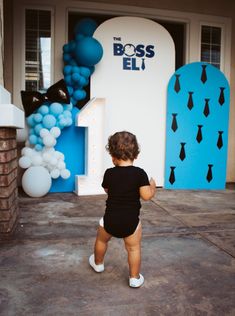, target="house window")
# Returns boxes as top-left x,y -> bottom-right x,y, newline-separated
25,9 -> 51,91
200,25 -> 221,69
